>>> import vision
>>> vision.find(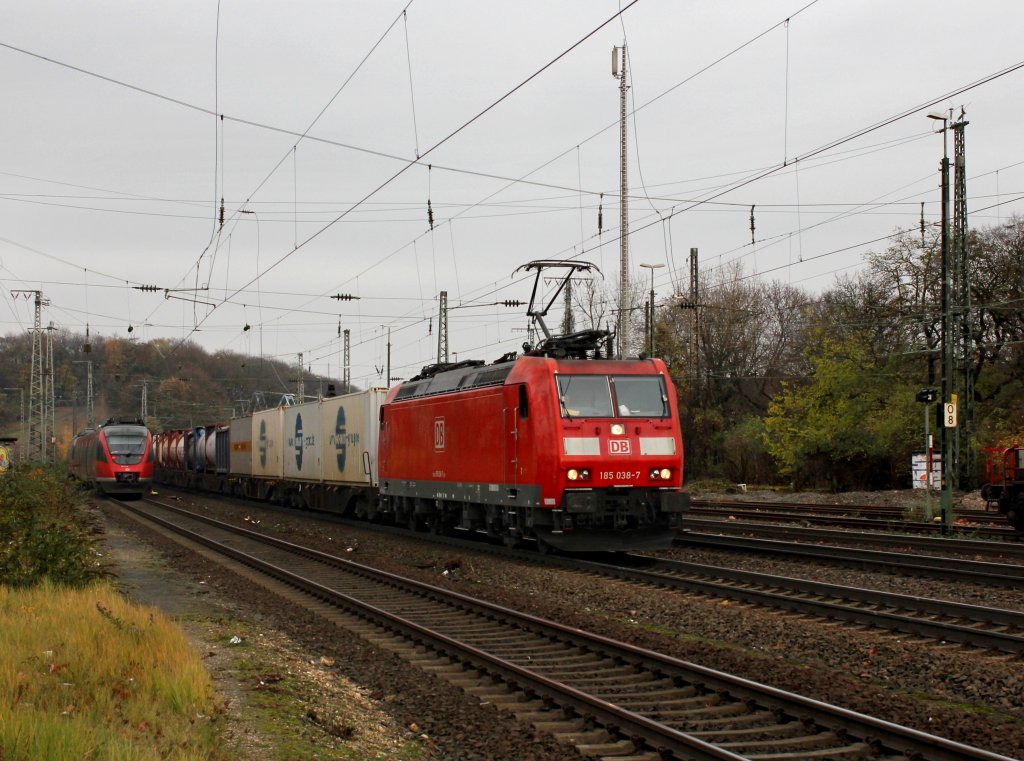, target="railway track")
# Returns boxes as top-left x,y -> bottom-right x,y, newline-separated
679,525 -> 1024,585
691,499 -> 1013,536
150,487 -> 1024,652
576,554 -> 1024,654
315,510 -> 1024,654
113,496 -> 1014,761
